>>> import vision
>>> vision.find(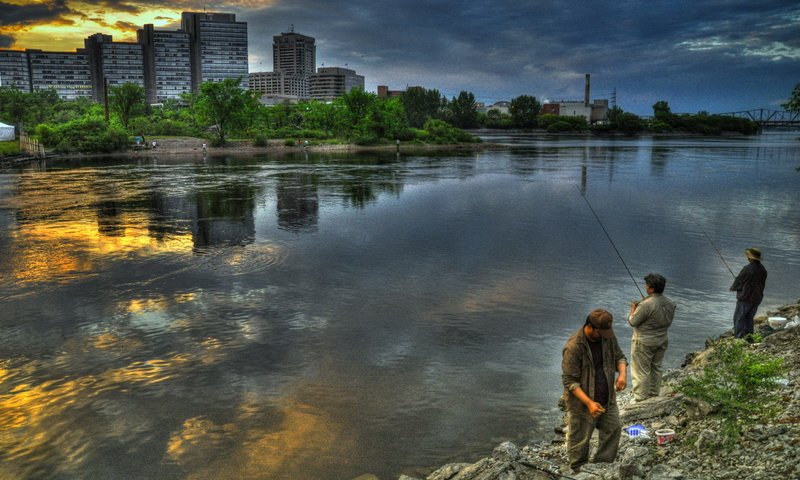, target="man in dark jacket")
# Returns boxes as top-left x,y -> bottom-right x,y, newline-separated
561,308 -> 628,472
730,247 -> 767,339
